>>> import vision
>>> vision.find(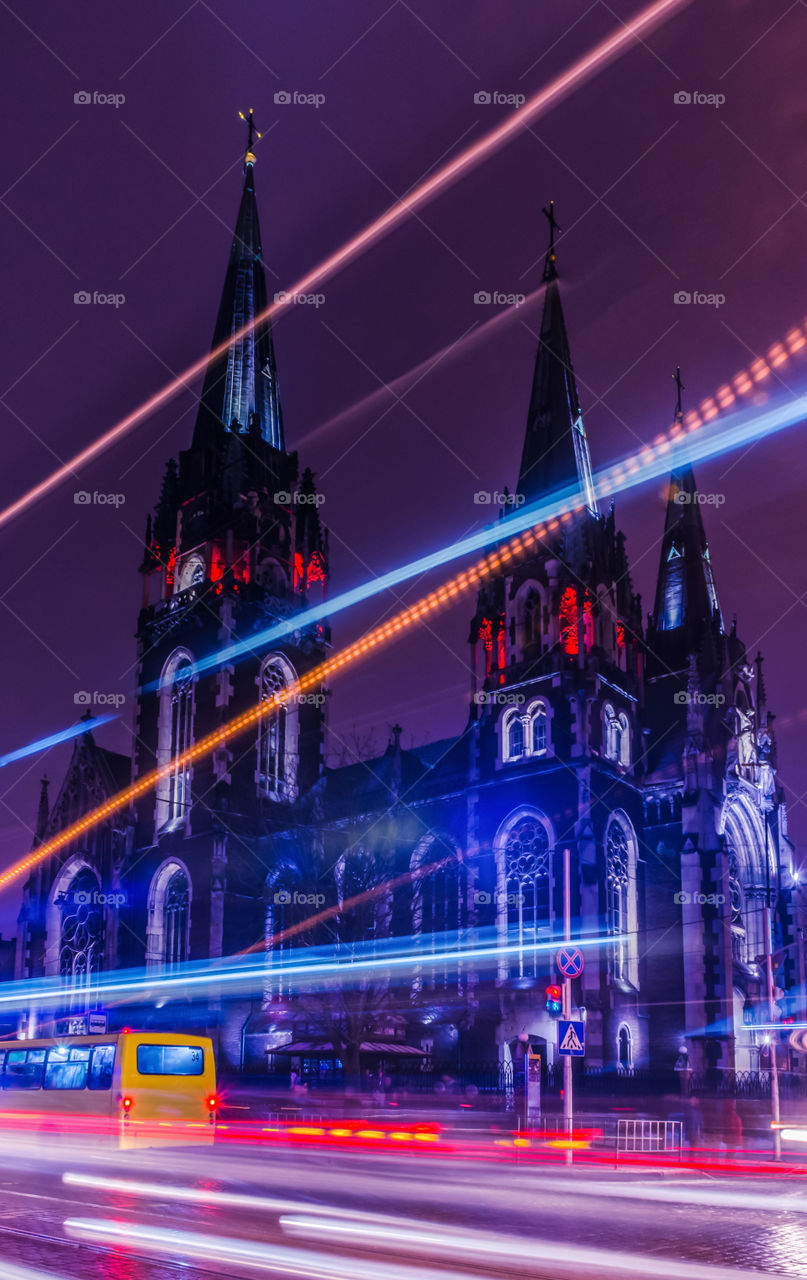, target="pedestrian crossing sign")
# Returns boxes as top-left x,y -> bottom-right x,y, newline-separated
558,1019 -> 585,1056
